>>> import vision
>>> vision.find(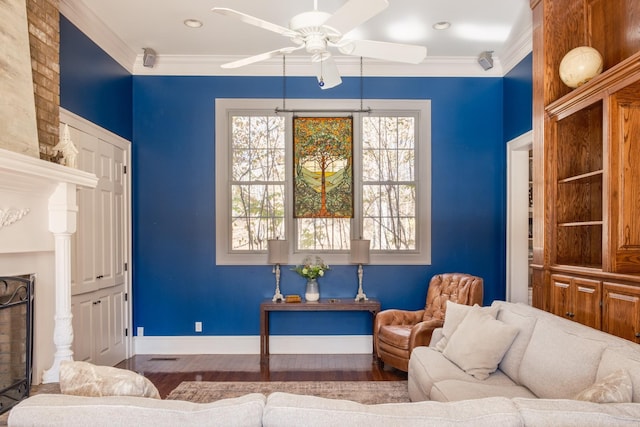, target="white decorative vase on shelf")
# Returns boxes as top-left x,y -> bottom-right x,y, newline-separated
305,278 -> 320,302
